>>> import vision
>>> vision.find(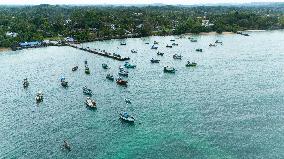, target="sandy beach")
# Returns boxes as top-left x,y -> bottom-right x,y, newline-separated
185,31 -> 234,36
0,47 -> 11,52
